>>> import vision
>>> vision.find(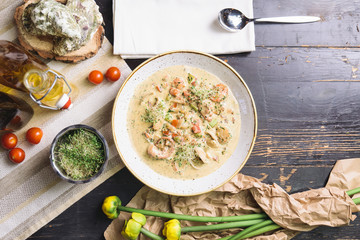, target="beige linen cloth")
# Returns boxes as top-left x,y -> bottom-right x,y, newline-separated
113,0 -> 256,59
105,158 -> 360,240
0,1 -> 131,240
